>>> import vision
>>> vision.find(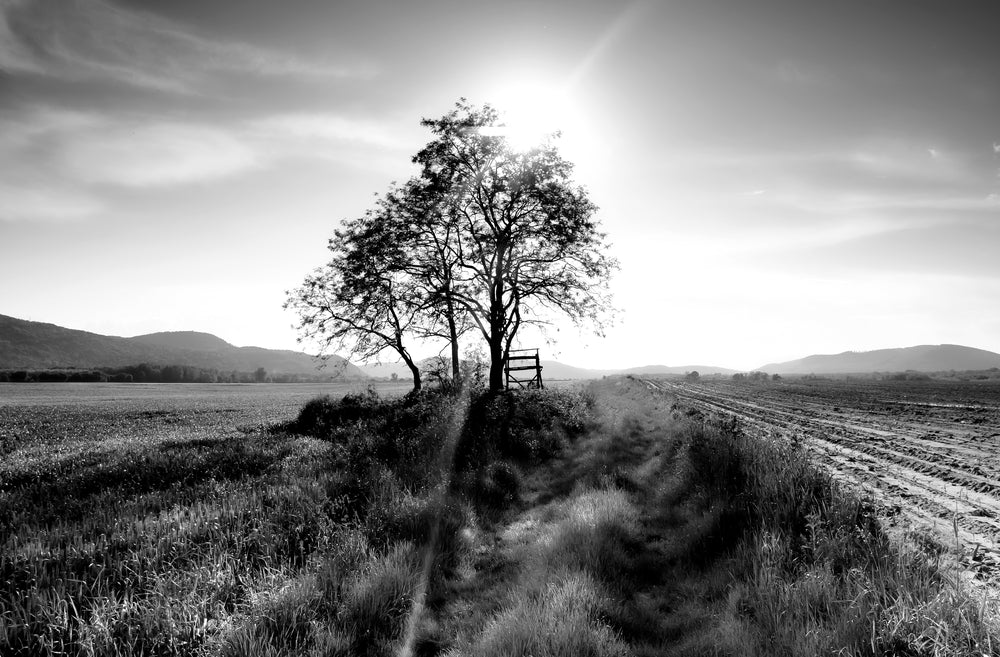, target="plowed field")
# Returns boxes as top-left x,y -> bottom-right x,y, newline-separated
645,377 -> 1000,582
